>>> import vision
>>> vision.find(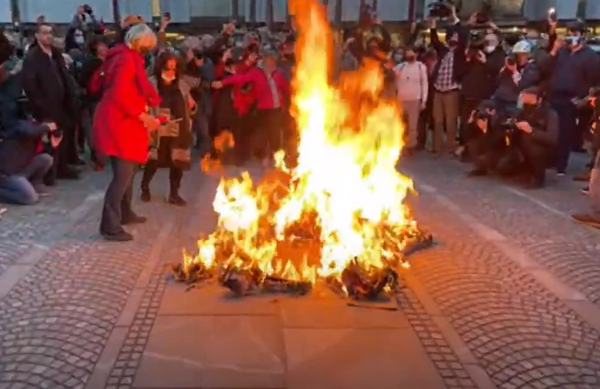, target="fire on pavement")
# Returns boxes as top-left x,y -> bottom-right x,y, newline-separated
172,0 -> 433,301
